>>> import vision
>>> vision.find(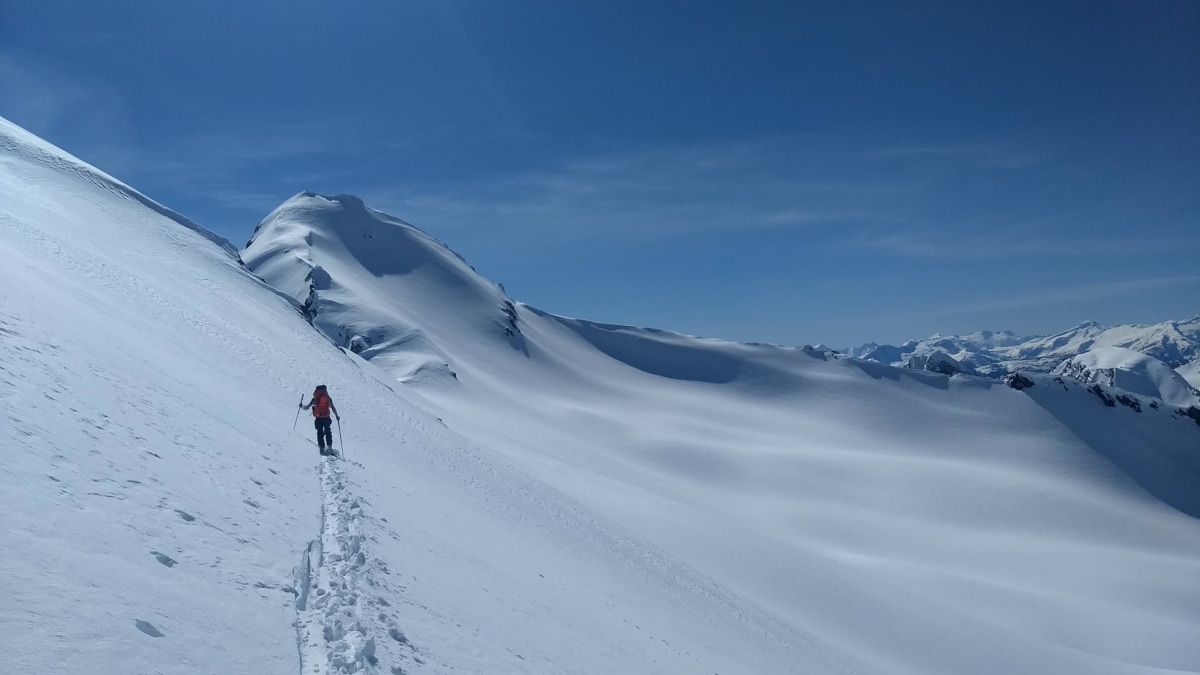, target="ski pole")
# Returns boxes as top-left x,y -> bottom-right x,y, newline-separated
337,417 -> 345,459
292,394 -> 304,430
